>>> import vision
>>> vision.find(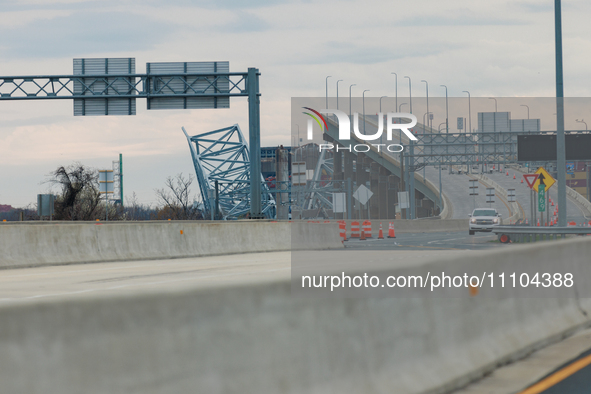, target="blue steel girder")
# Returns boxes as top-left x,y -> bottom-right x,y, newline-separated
182,125 -> 275,220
